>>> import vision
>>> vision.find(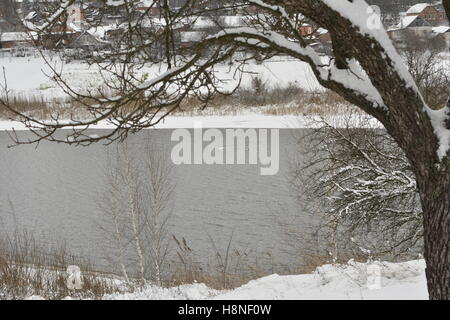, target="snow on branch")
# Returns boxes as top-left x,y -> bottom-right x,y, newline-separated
35,0 -> 75,32
208,26 -> 386,109
320,0 -> 449,160
298,114 -> 422,255
321,0 -> 419,93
